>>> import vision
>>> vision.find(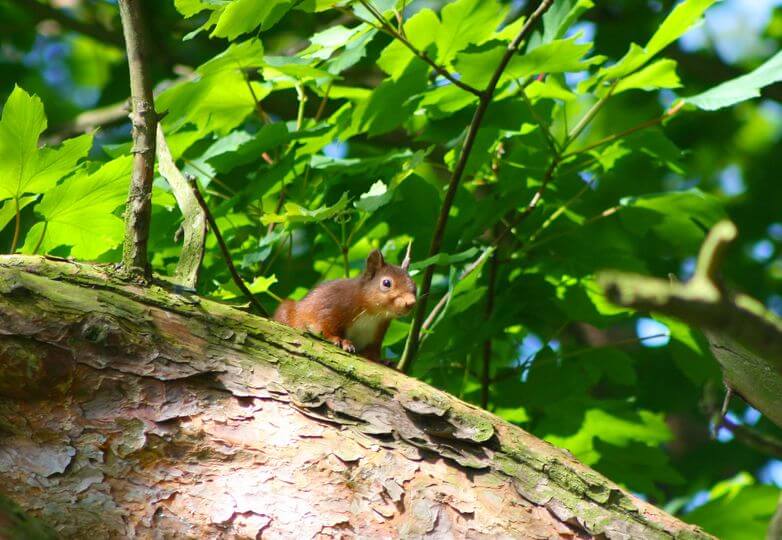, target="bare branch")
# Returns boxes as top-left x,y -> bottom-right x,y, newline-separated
187,175 -> 269,317
118,0 -> 157,278
398,0 -> 556,373
600,220 -> 782,429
